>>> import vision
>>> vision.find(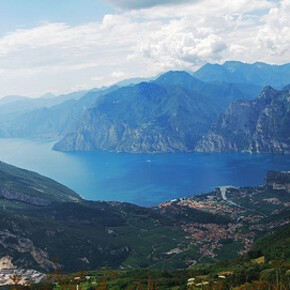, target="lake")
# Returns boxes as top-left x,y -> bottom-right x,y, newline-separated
0,138 -> 289,206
